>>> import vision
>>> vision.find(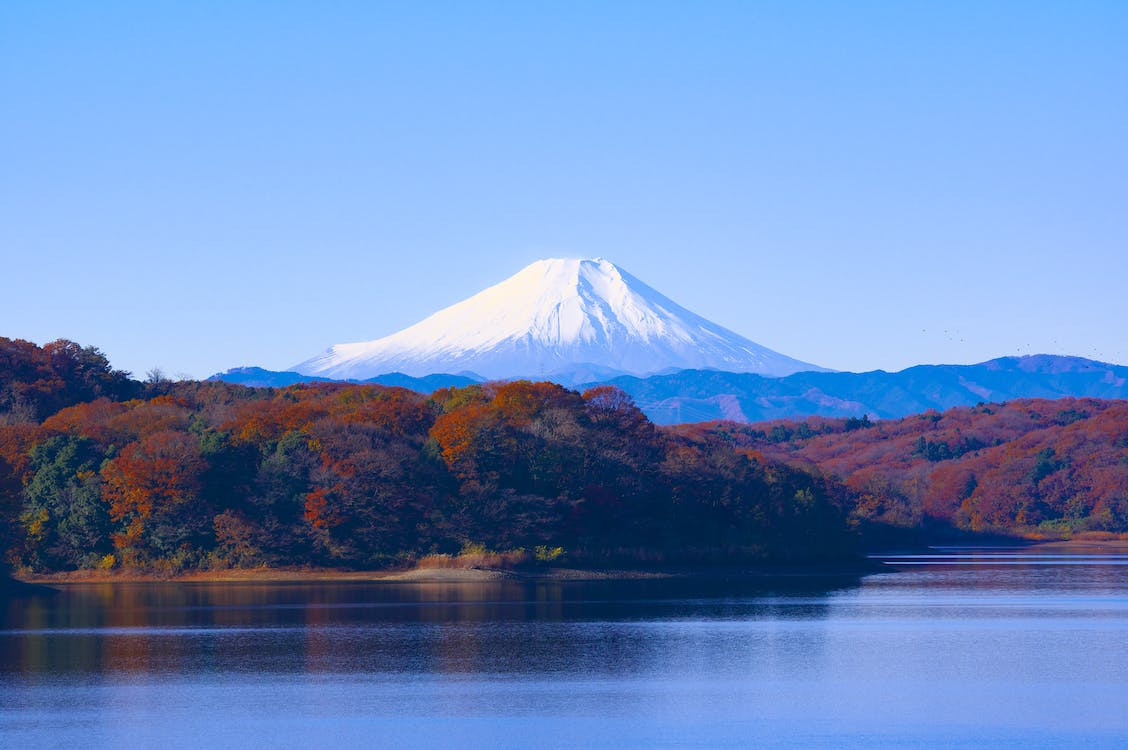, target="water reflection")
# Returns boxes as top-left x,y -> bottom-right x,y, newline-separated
3,559 -> 1126,750
2,576 -> 854,678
